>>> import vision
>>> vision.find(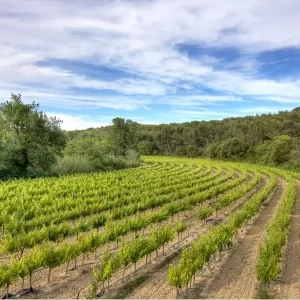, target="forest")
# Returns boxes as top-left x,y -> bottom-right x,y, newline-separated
68,106 -> 300,171
1,93 -> 299,180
